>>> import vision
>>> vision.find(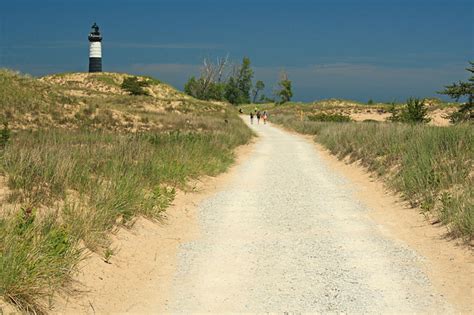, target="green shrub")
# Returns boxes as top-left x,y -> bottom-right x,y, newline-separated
185,77 -> 227,101
121,77 -> 149,96
389,98 -> 430,123
0,122 -> 10,149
